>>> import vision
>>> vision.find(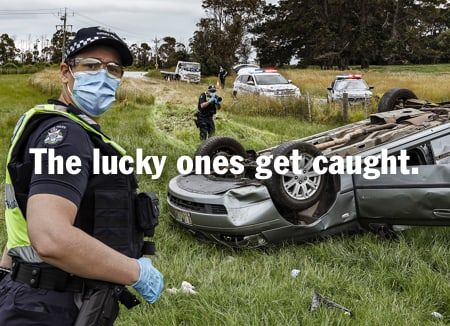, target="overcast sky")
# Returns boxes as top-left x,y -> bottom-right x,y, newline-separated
2,0 -> 278,50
